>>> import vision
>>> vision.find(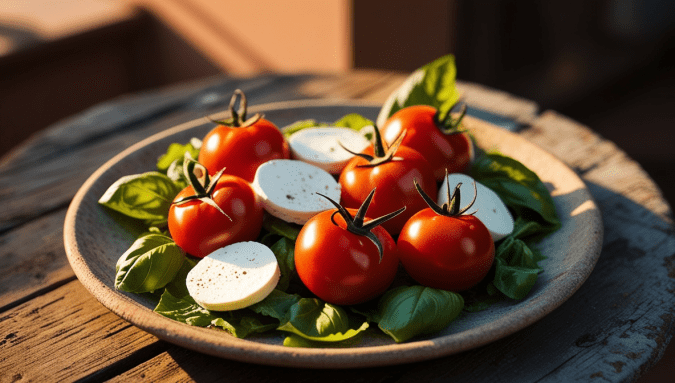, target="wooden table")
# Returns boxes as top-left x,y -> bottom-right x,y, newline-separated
1,71 -> 673,382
